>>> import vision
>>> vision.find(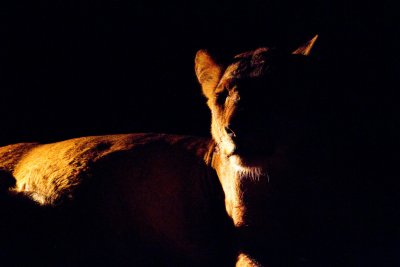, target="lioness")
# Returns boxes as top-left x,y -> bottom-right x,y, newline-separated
0,36 -> 319,266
